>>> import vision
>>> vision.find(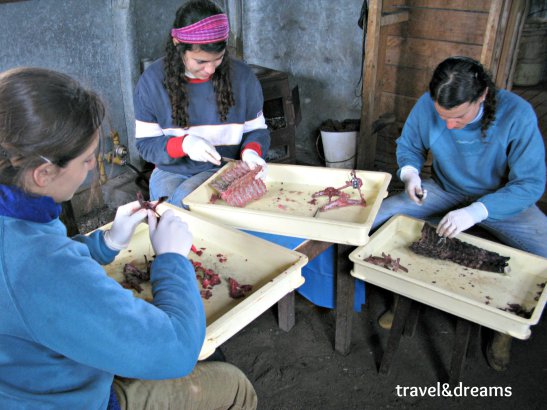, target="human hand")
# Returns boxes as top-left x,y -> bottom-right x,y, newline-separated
241,149 -> 267,180
148,209 -> 193,256
400,167 -> 427,205
182,135 -> 221,165
104,200 -> 148,250
436,202 -> 488,238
